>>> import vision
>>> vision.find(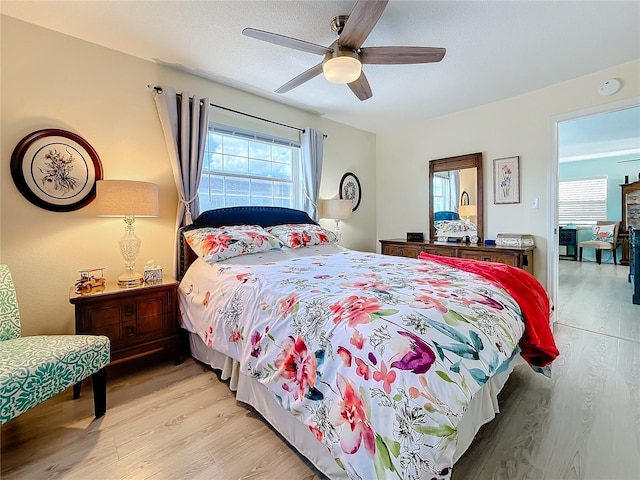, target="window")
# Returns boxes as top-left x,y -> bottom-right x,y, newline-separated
432,171 -> 457,212
198,125 -> 301,211
558,177 -> 607,227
